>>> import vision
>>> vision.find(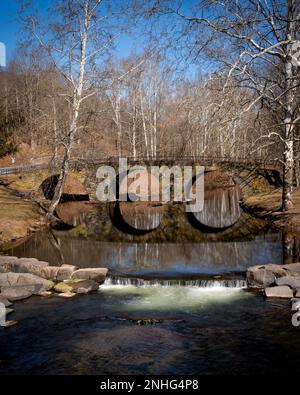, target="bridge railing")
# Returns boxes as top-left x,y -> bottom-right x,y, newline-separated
0,155 -> 283,176
73,155 -> 282,169
0,163 -> 52,176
